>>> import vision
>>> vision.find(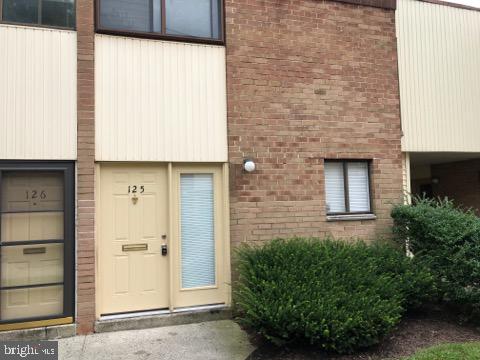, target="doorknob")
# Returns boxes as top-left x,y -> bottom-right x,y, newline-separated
161,244 -> 168,256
